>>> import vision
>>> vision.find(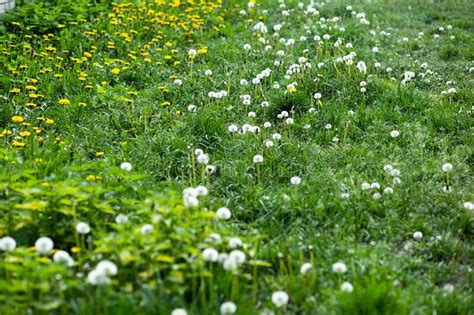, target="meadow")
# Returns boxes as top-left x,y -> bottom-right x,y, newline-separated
0,0 -> 473,314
